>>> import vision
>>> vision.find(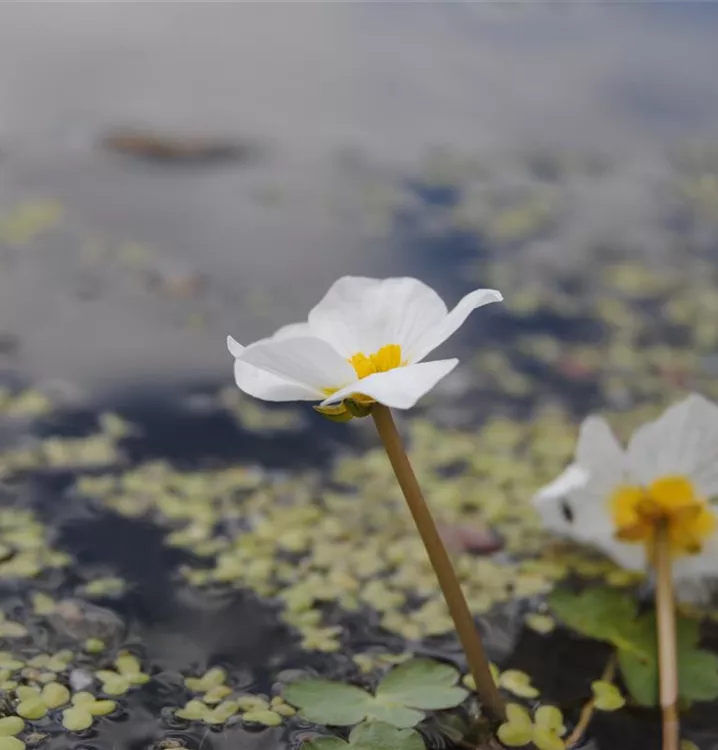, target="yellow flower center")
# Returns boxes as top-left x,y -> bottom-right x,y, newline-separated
316,344 -> 404,418
348,344 -> 403,379
609,475 -> 716,557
